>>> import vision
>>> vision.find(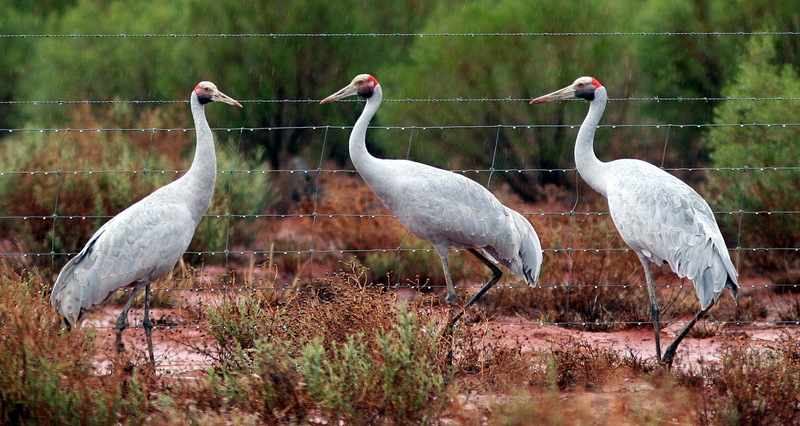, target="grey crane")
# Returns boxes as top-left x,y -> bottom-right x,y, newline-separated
531,76 -> 738,365
321,74 -> 542,323
50,82 -> 242,365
